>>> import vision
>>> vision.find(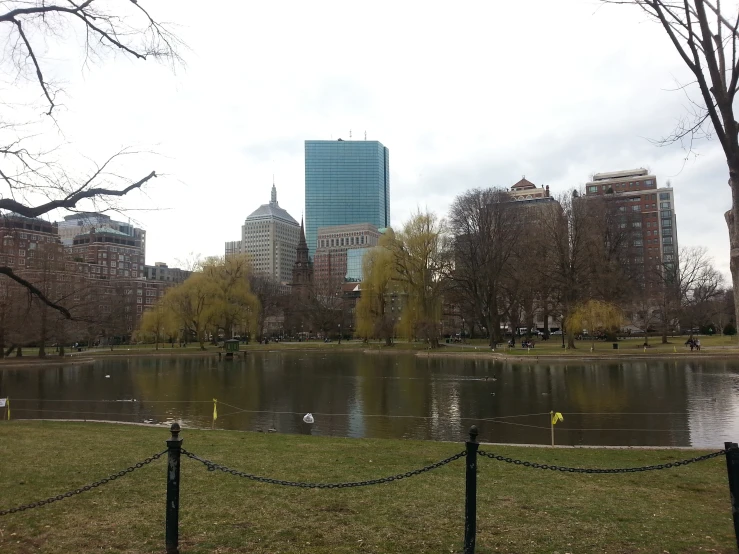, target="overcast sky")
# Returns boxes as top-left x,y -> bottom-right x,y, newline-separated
13,0 -> 736,278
